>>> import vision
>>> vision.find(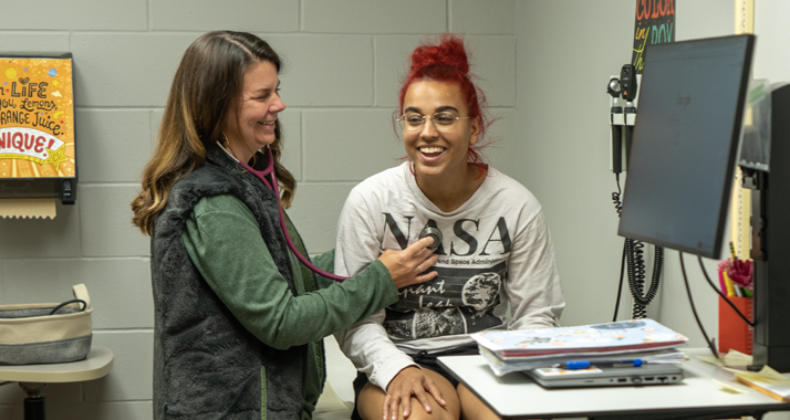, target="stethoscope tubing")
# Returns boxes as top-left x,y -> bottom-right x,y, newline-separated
238,148 -> 350,282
